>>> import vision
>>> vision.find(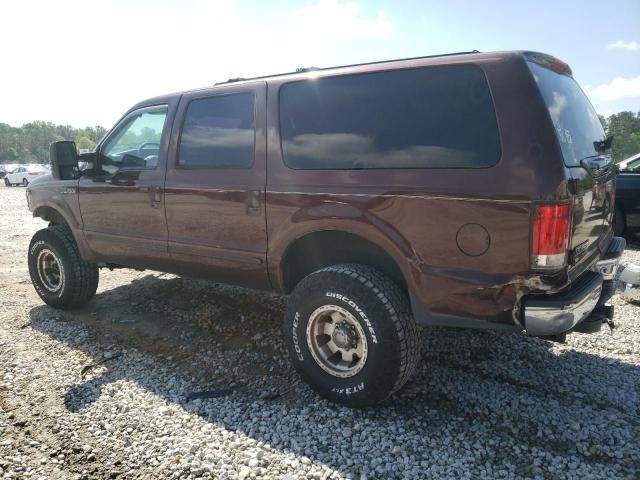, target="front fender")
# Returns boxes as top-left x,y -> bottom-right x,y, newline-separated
28,179 -> 95,262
